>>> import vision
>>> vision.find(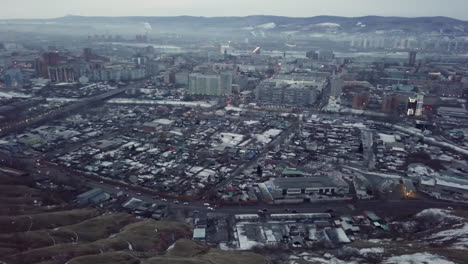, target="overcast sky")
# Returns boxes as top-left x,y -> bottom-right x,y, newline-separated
2,0 -> 468,20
